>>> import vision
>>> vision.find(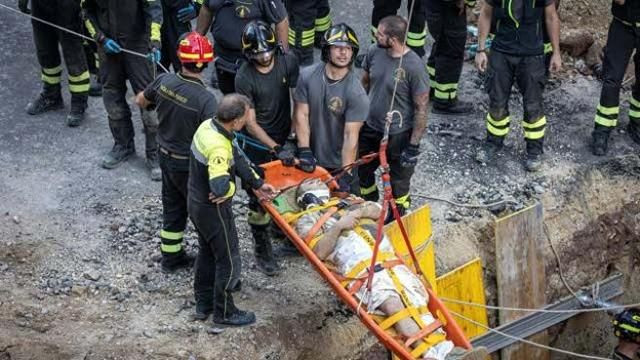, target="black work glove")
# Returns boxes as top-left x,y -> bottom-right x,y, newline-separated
337,171 -> 354,194
400,144 -> 420,168
272,145 -> 296,167
18,0 -> 30,14
296,147 -> 317,173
